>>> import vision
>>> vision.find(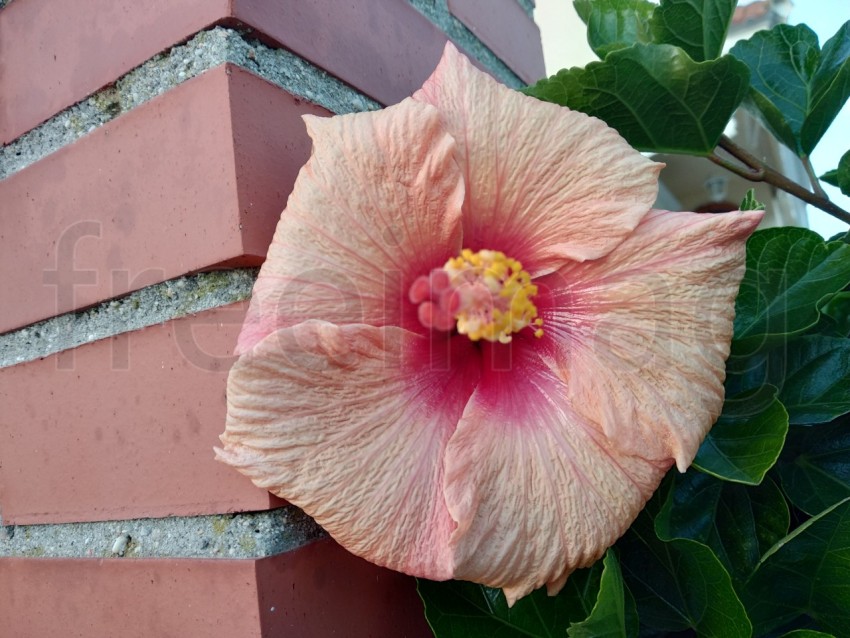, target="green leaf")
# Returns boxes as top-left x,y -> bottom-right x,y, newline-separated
818,292 -> 850,337
567,550 -> 638,638
732,227 -> 850,355
820,149 -> 850,197
744,497 -> 850,636
730,22 -> 850,155
740,188 -> 766,211
802,22 -> 850,155
523,44 -> 749,155
655,471 -> 790,587
780,631 -> 837,638
770,336 -> 850,424
739,336 -> 850,424
619,505 -> 751,637
730,24 -> 819,153
652,0 -> 737,61
573,0 -> 655,58
692,385 -> 789,484
574,0 -> 737,62
417,564 -> 603,637
776,417 -> 850,515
